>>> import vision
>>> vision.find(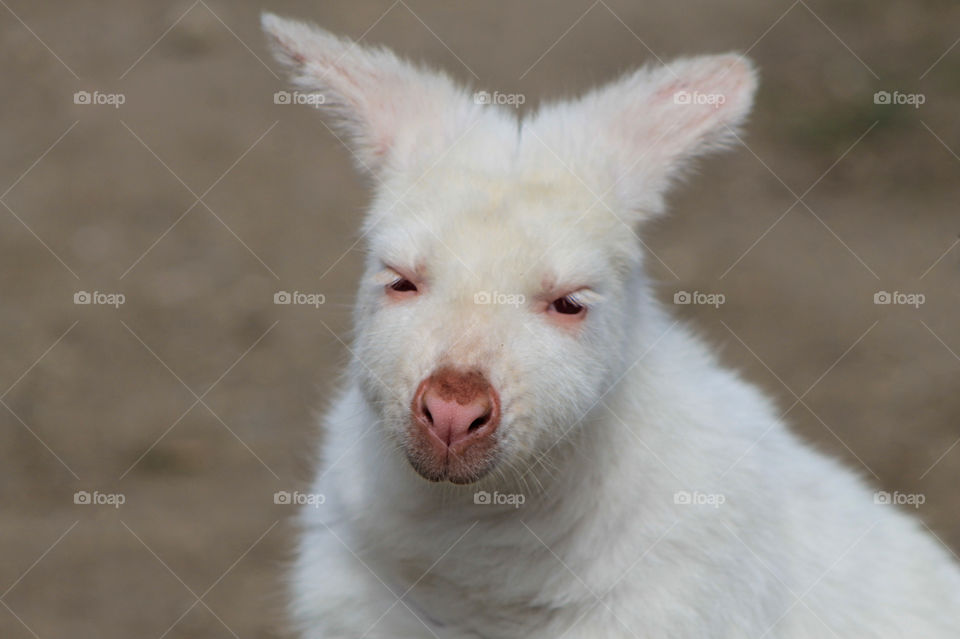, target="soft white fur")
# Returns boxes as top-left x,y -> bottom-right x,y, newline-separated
262,13 -> 960,638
